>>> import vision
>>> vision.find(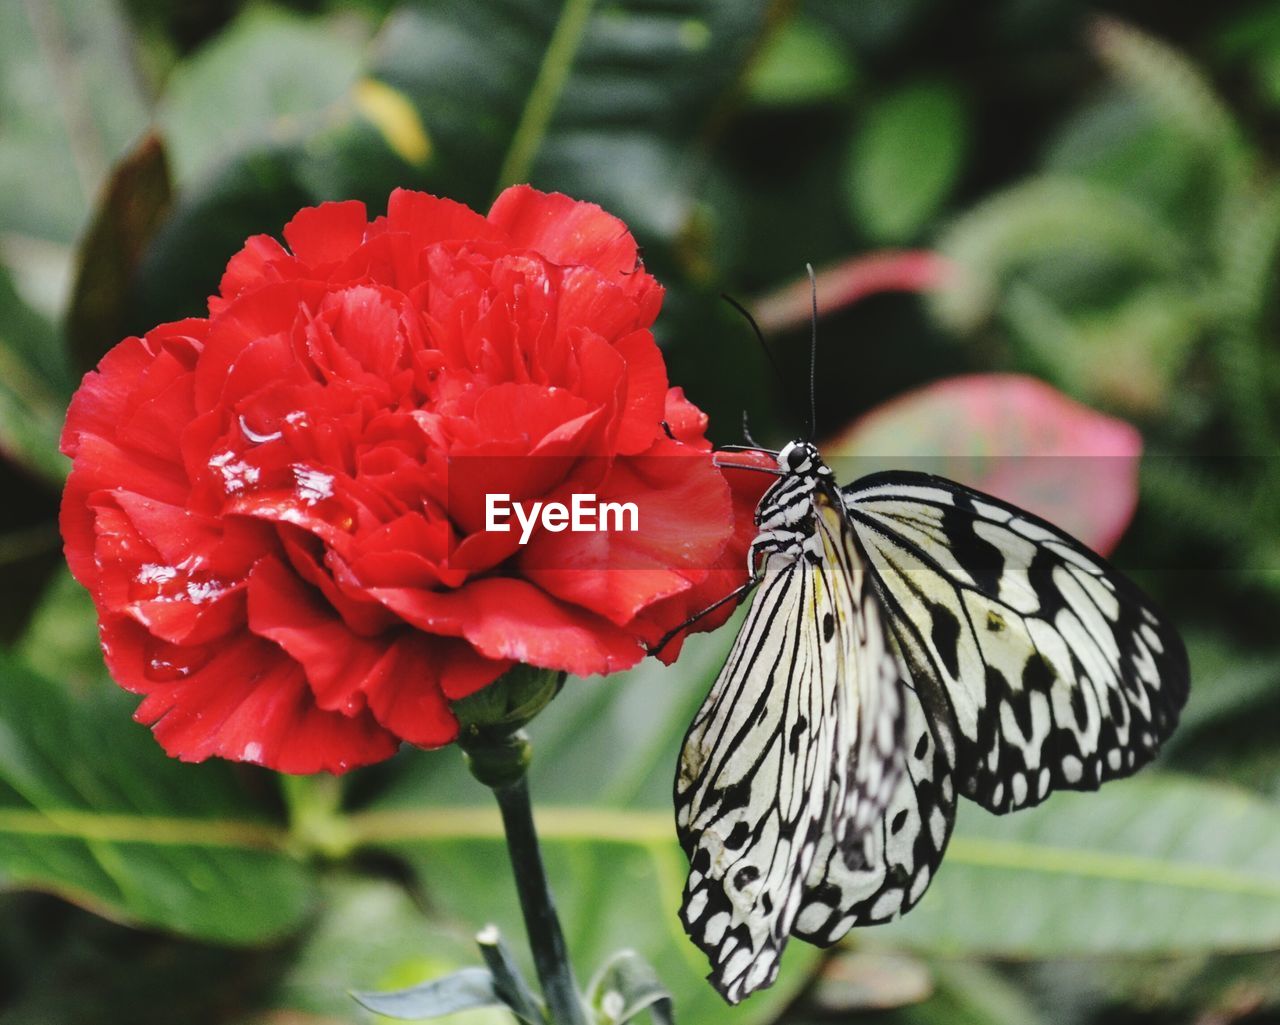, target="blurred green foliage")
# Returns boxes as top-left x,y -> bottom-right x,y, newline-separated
2,0 -> 1280,1023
